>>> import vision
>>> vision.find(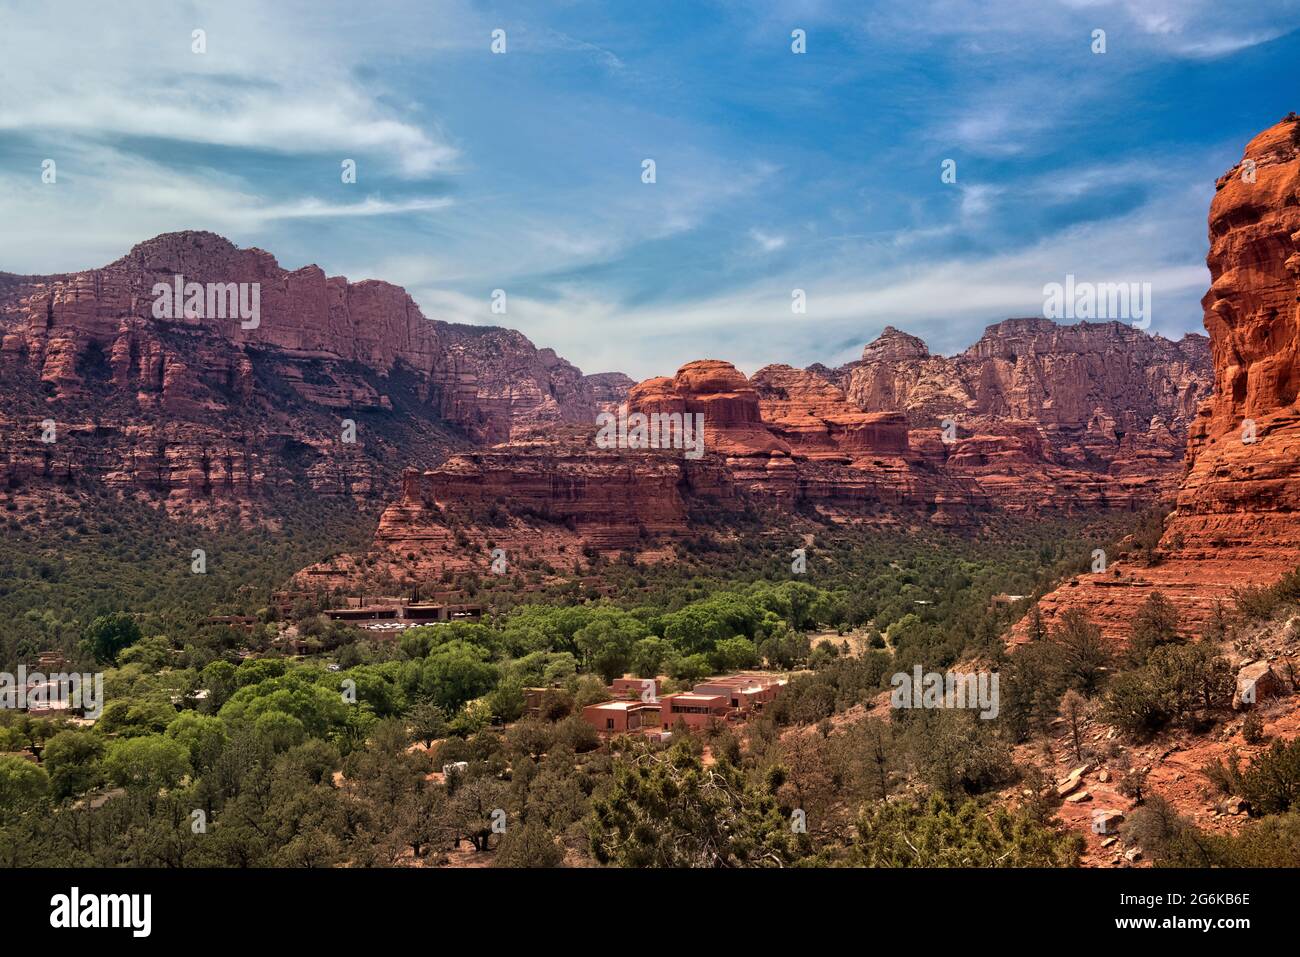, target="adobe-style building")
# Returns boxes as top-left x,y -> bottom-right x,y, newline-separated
691,673 -> 785,711
581,699 -> 662,735
657,691 -> 731,730
582,672 -> 787,736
